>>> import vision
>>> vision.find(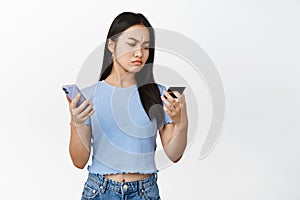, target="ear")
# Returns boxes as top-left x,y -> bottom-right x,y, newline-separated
107,38 -> 115,53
